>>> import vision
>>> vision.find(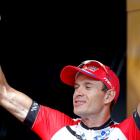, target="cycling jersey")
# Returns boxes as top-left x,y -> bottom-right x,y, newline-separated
24,101 -> 140,140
